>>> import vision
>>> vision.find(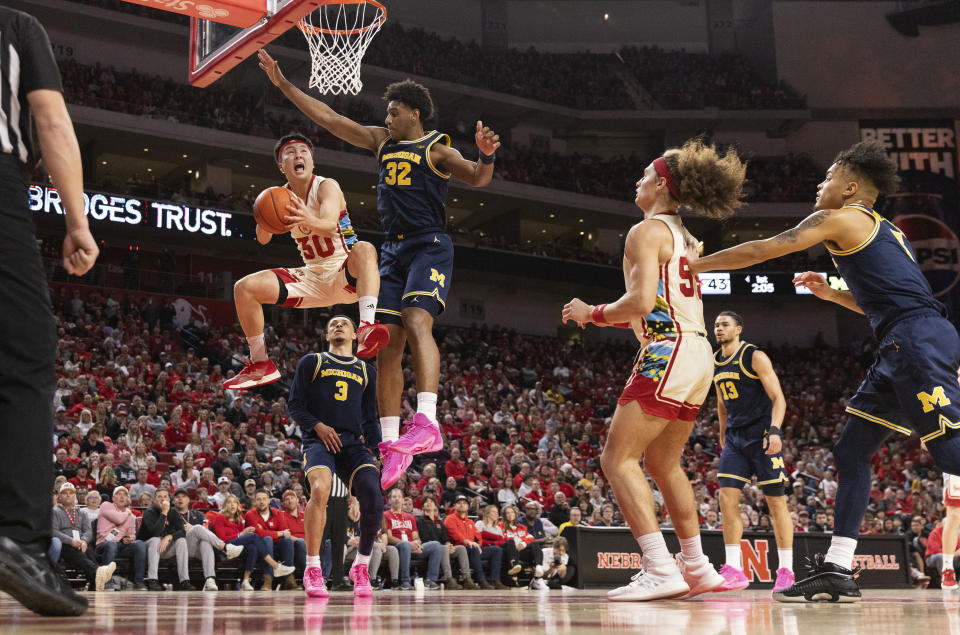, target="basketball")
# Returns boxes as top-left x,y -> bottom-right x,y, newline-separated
253,186 -> 294,234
